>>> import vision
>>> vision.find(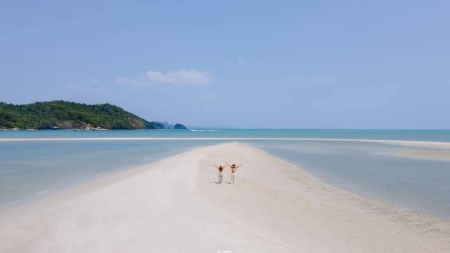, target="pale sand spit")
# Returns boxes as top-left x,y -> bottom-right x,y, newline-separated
0,142 -> 449,253
400,150 -> 450,160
